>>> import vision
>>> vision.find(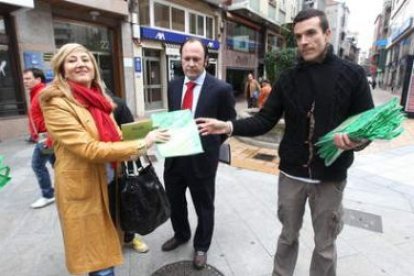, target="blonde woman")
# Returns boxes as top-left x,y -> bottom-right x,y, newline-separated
40,43 -> 169,276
